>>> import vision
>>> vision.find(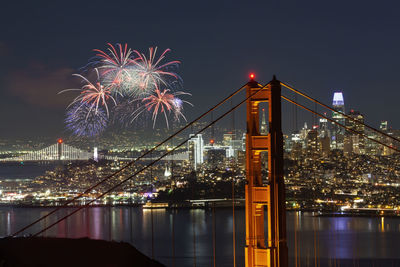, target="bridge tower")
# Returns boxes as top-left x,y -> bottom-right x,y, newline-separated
245,75 -> 288,267
57,138 -> 63,160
